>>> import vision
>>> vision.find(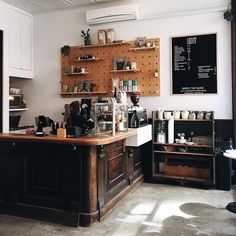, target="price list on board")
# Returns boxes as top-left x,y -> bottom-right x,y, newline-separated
172,34 -> 217,94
